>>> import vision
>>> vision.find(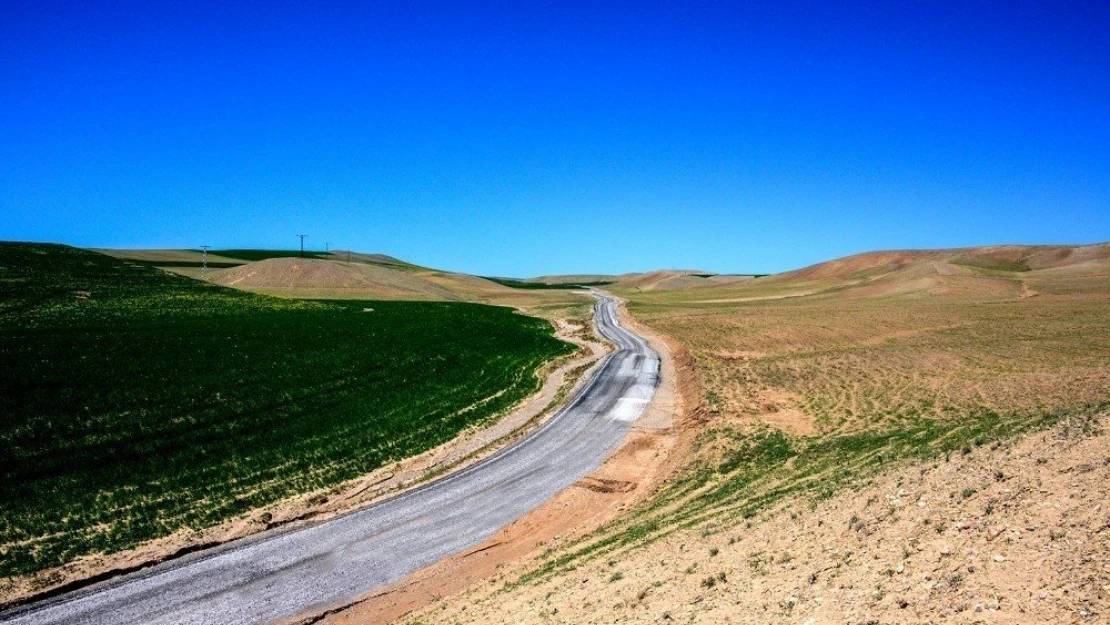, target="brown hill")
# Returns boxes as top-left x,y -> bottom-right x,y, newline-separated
741,243 -> 1110,301
527,274 -> 620,285
603,243 -> 1110,304
329,250 -> 423,271
781,243 -> 1110,282
208,257 -> 464,300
